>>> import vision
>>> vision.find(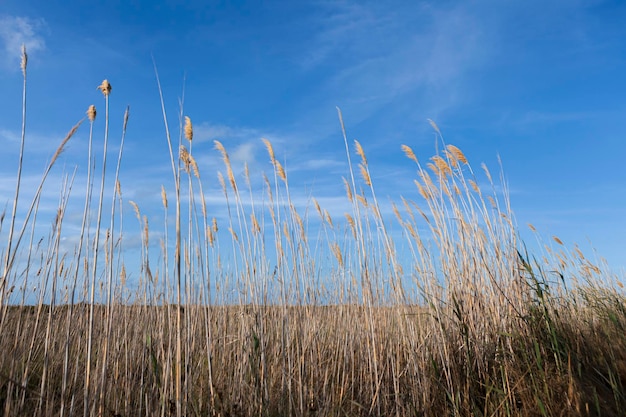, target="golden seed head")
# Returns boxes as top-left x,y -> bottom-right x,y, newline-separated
229,227 -> 239,242
469,179 -> 480,194
217,171 -> 226,192
343,177 -> 353,202
179,145 -> 191,173
50,122 -> 82,166
445,149 -> 459,168
324,210 -> 333,228
354,140 -> 367,165
20,44 -> 27,76
426,162 -> 437,176
359,164 -> 371,186
251,213 -> 261,234
120,264 -> 127,286
244,163 -> 250,186
227,166 -> 237,191
129,200 -> 141,221
406,223 -> 418,240
87,105 -> 97,122
401,144 -> 418,164
419,170 -> 434,189
431,155 -> 451,177
528,223 -> 536,232
415,180 -> 430,200
207,226 -> 215,247
331,242 -> 344,268
184,116 -> 193,142
275,160 -> 287,182
553,236 -> 564,245
446,144 -> 468,165
262,138 -> 275,163
428,118 -> 441,136
201,196 -> 207,218
161,185 -> 168,209
97,79 -> 112,96
293,207 -> 305,241
189,154 -> 200,178
263,174 -> 274,203
214,140 -> 231,166
123,106 -> 130,130
344,213 -> 356,239
142,215 -> 149,242
481,163 -> 492,183
313,198 -> 322,218
392,203 -> 402,223
441,182 -> 452,198
213,140 -> 226,156
283,215 -> 291,241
